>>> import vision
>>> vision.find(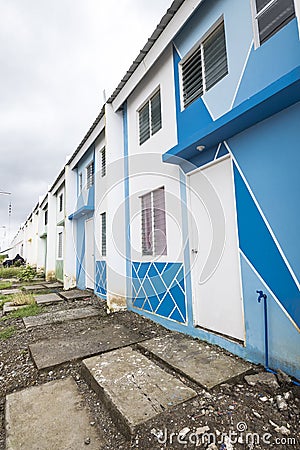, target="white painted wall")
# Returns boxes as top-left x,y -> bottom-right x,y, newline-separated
45,192 -> 57,280
64,165 -> 77,289
126,46 -> 182,263
102,103 -> 127,302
